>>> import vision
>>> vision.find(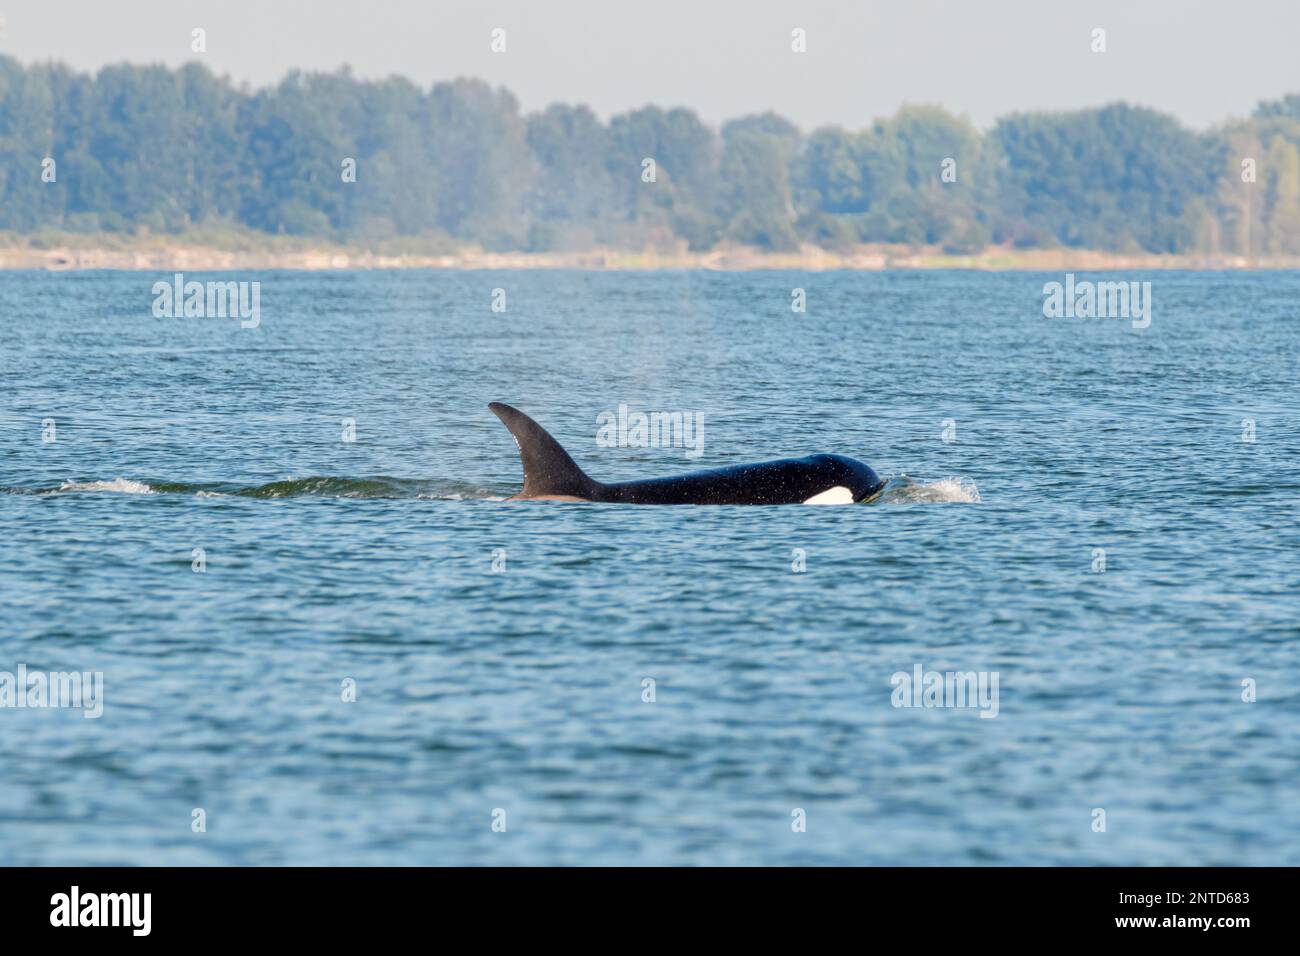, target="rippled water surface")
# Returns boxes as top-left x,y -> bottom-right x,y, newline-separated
1,269 -> 1297,865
